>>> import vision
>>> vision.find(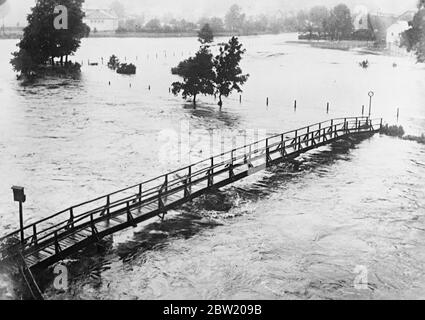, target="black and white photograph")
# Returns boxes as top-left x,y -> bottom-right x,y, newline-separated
0,0 -> 424,305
